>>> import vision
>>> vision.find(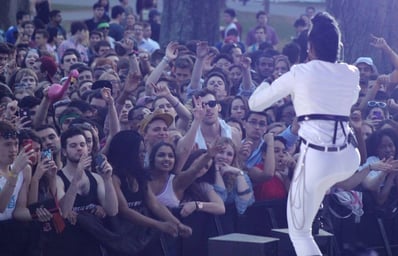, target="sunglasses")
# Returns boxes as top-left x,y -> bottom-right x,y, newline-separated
368,101 -> 386,108
0,130 -> 18,139
202,100 -> 217,108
